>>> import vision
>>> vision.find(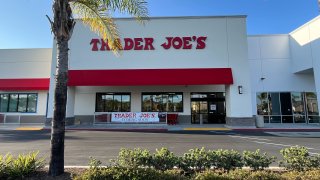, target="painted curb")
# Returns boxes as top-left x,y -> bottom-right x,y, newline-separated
40,127 -> 320,132
44,165 -> 287,170
15,127 -> 43,131
233,128 -> 320,132
183,128 -> 231,131
43,127 -> 168,132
